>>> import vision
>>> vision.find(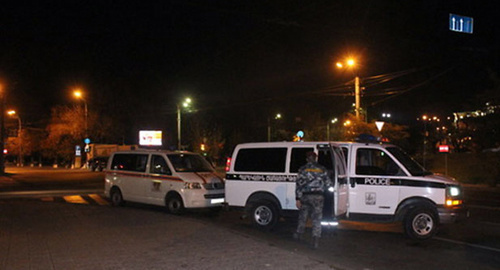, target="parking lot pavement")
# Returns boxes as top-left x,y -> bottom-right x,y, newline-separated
0,200 -> 335,270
